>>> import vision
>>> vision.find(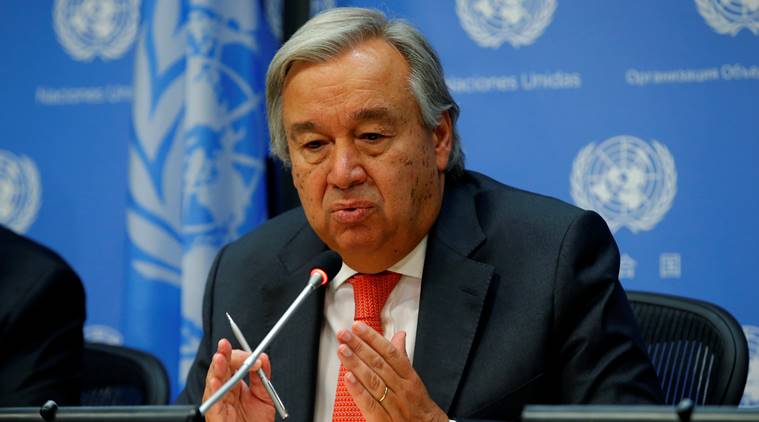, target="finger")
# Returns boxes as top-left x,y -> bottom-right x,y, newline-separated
203,353 -> 223,401
390,331 -> 408,358
355,359 -> 408,421
337,329 -> 397,397
203,339 -> 244,414
224,349 -> 264,401
244,353 -> 270,381
230,349 -> 263,373
343,370 -> 390,420
204,339 -> 231,396
337,341 -> 388,402
259,353 -> 272,379
247,353 -> 274,403
212,352 -> 230,382
352,322 -> 414,378
218,338 -> 235,378
338,338 -> 408,420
